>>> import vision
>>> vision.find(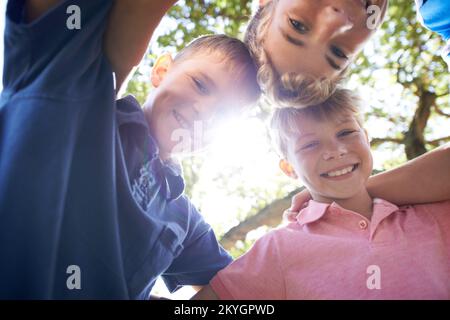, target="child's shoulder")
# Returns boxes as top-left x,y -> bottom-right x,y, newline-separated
399,199 -> 450,221
253,223 -> 309,250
